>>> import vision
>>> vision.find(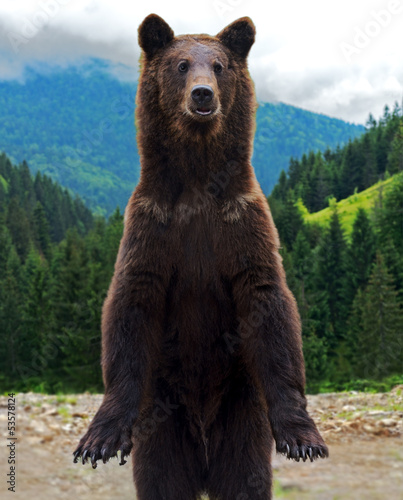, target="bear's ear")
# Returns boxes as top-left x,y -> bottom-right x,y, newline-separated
216,17 -> 255,59
138,14 -> 174,58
